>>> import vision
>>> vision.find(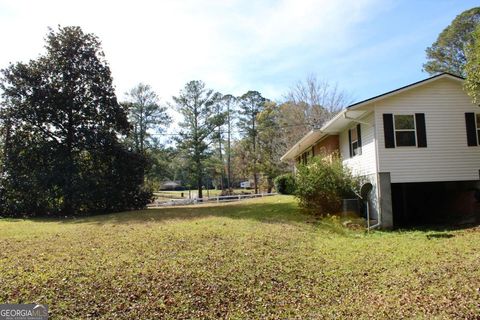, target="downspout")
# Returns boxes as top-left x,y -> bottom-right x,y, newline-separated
353,190 -> 371,230
369,104 -> 382,230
